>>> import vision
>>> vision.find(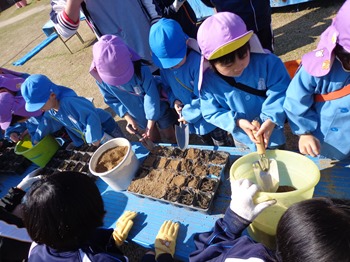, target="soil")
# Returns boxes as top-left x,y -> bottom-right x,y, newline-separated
95,146 -> 128,173
127,146 -> 229,211
276,185 -> 297,192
